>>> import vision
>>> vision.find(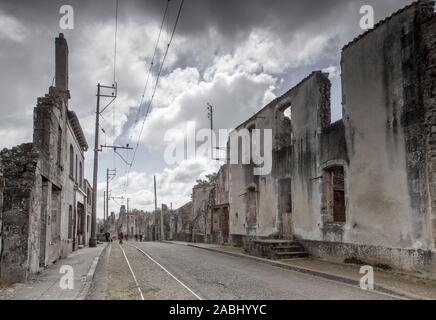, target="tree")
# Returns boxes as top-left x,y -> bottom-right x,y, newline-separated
196,173 -> 217,187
